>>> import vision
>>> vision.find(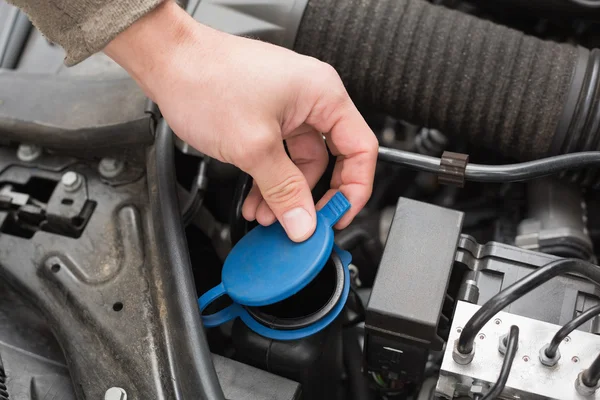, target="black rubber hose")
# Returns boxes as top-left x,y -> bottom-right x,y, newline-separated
294,0 -> 579,161
182,158 -> 208,227
154,119 -> 225,400
343,328 -> 373,400
457,258 -> 600,354
378,147 -> 600,183
545,304 -> 600,359
481,326 -> 519,400
229,172 -> 253,245
583,352 -> 600,387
